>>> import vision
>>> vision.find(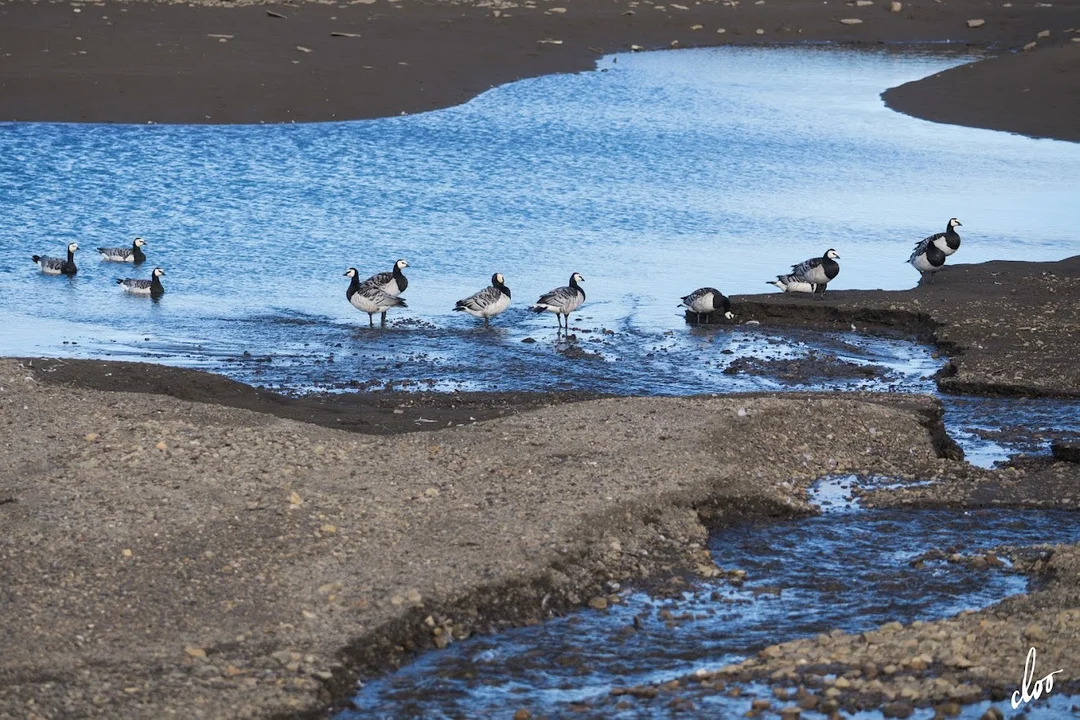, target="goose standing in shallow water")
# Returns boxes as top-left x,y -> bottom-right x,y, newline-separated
32,242 -> 79,276
532,272 -> 585,330
361,259 -> 409,325
345,268 -> 407,327
97,237 -> 147,263
681,287 -> 734,324
454,273 -> 511,325
117,267 -> 166,298
768,249 -> 840,299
